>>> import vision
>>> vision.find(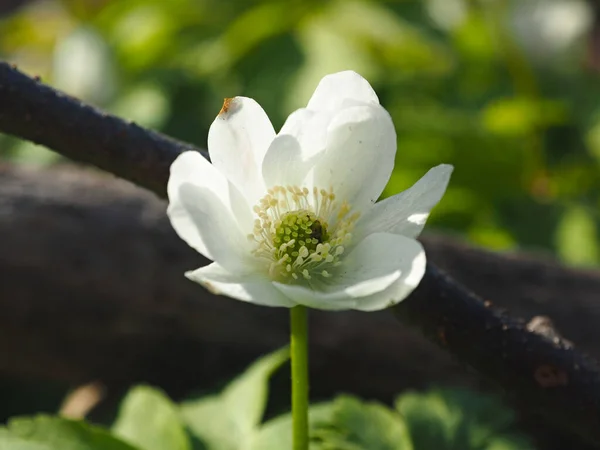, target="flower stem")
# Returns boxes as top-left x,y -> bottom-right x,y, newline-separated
290,305 -> 309,450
